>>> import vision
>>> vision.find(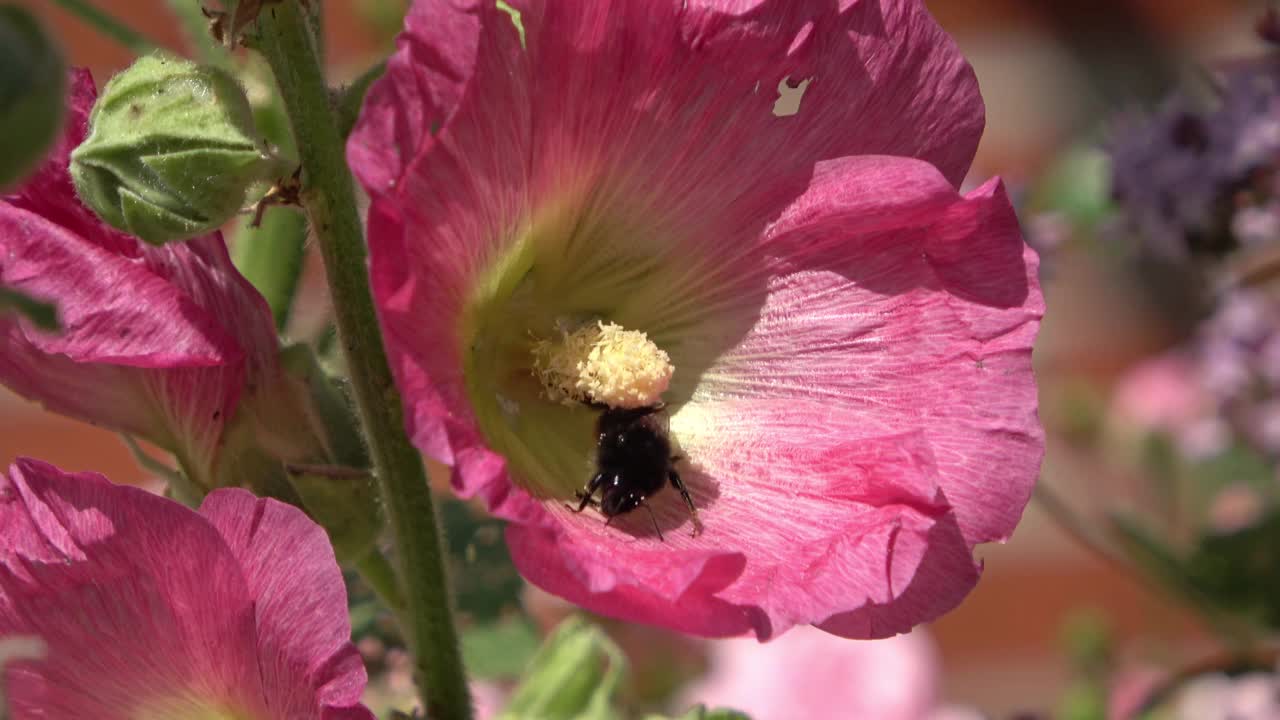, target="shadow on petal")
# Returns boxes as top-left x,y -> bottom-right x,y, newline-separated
816,510 -> 979,640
